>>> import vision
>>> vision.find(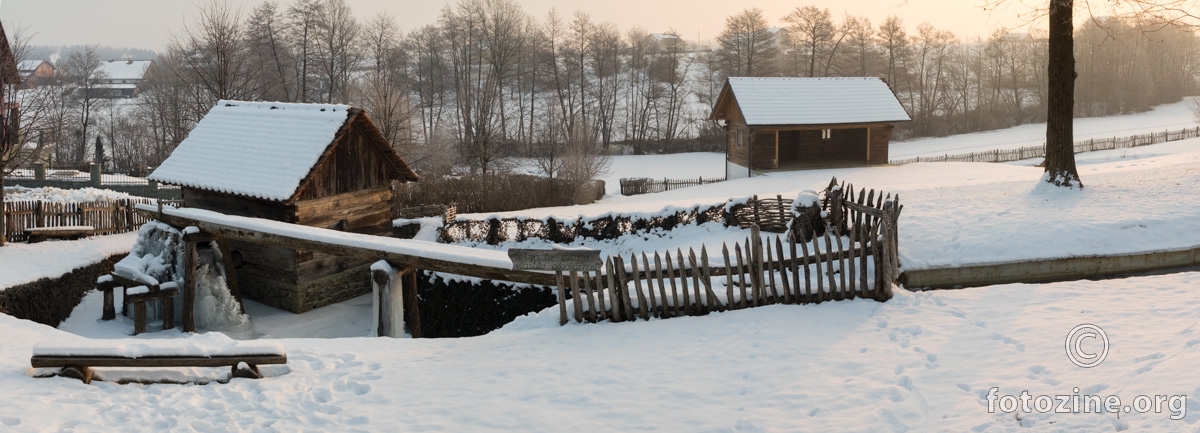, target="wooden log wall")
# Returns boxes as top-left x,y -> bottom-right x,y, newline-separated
2,198 -> 155,242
